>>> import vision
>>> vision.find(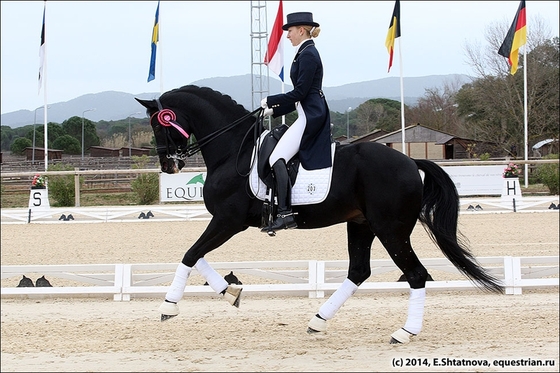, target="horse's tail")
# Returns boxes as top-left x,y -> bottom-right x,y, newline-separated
414,159 -> 504,294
